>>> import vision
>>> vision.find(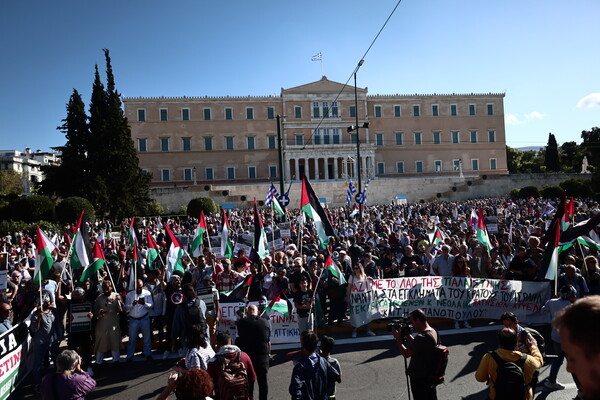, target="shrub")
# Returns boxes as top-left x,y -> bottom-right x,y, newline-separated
540,185 -> 564,199
10,195 -> 55,223
0,220 -> 61,236
187,197 -> 219,217
145,200 -> 164,216
518,186 -> 540,199
56,197 -> 95,224
508,188 -> 520,199
560,178 -> 593,198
